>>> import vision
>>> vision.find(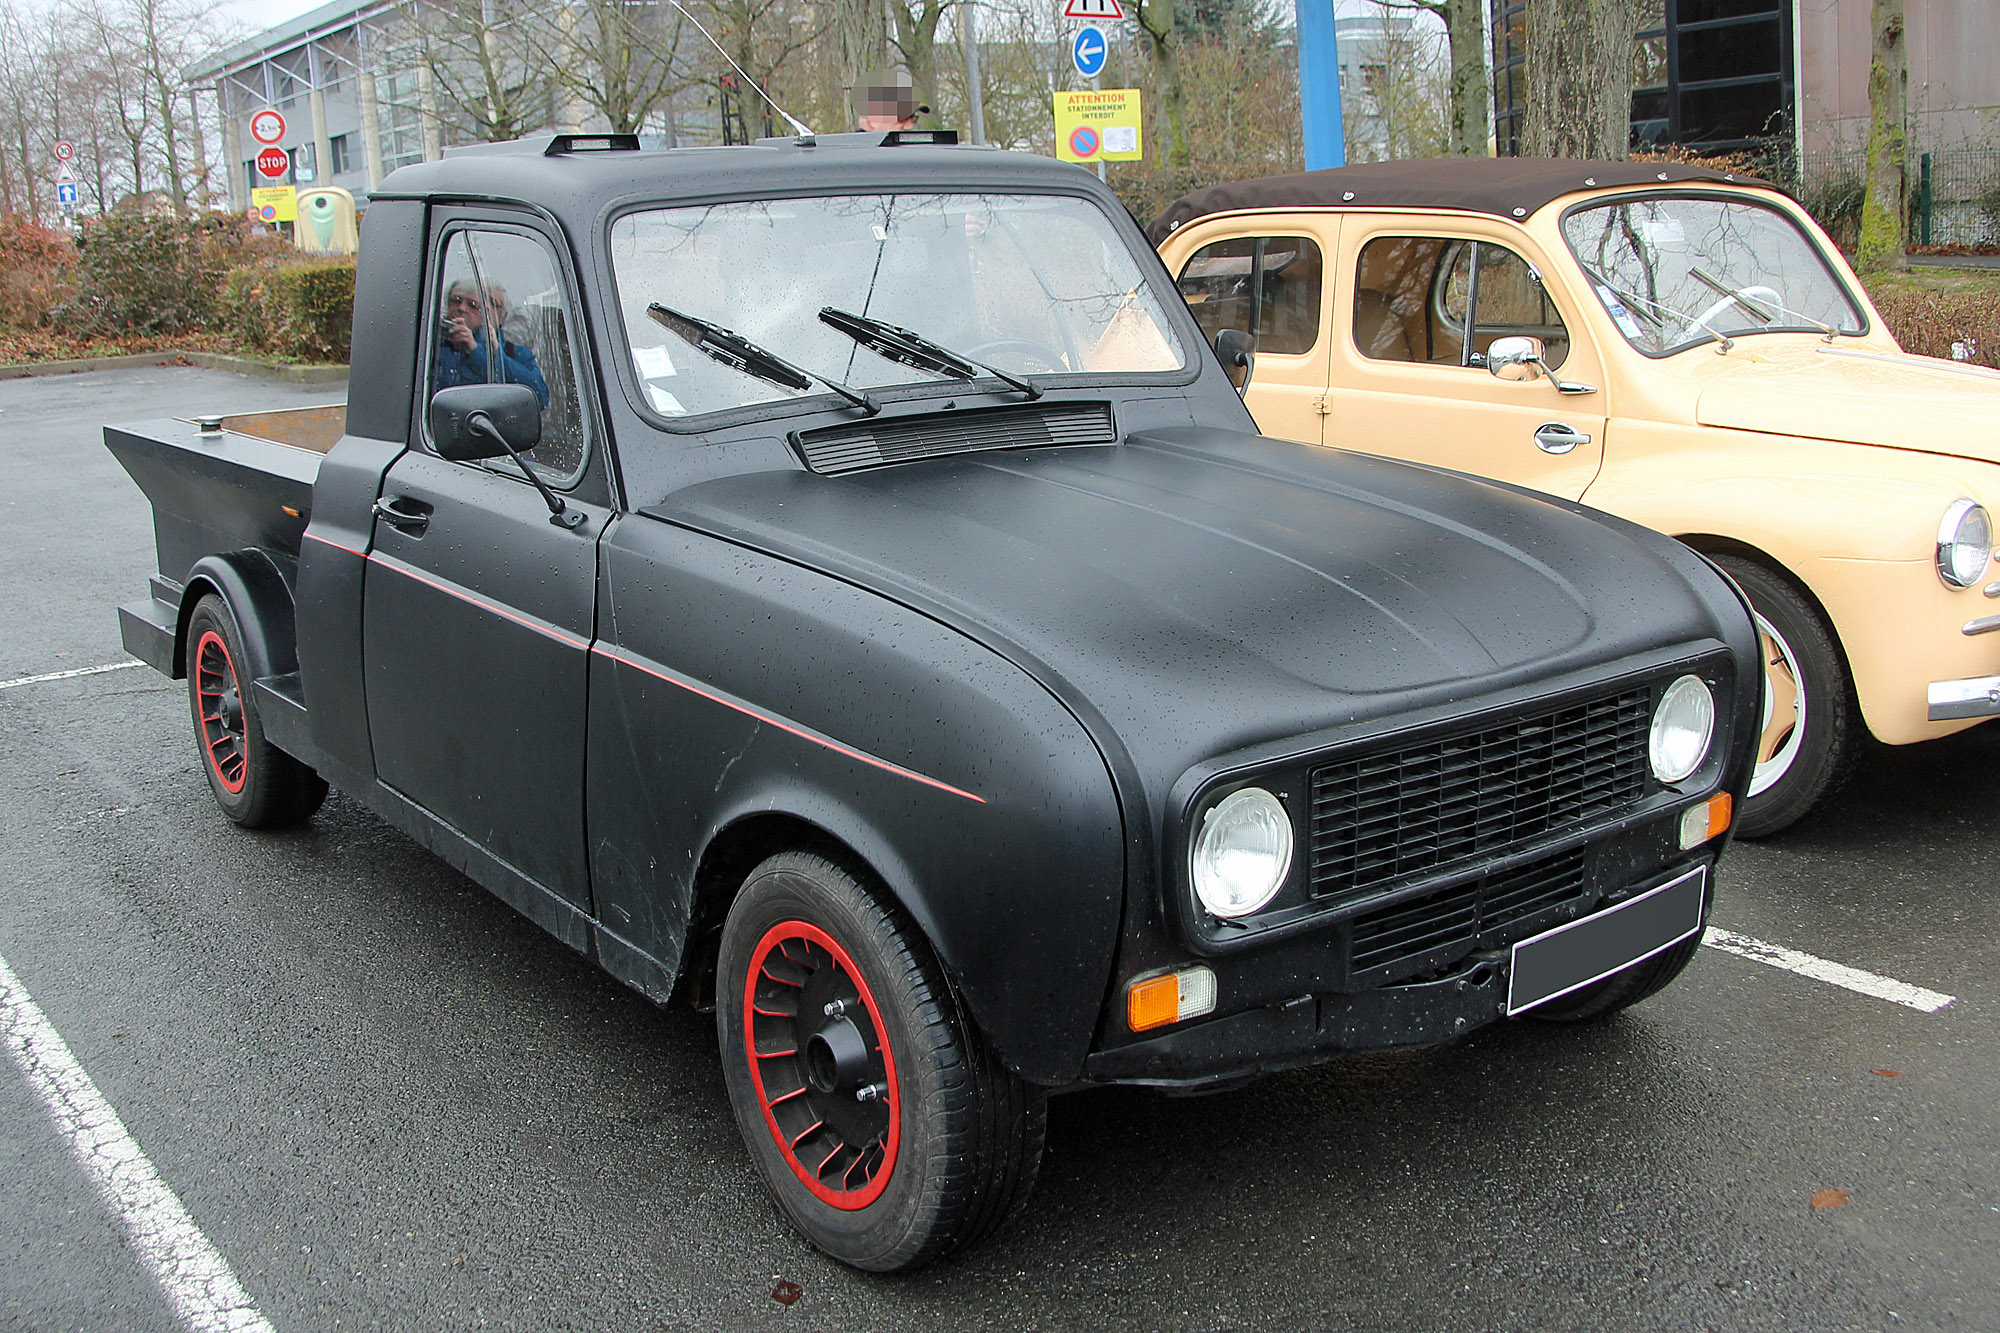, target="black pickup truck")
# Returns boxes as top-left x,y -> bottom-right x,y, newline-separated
107,131 -> 1759,1271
